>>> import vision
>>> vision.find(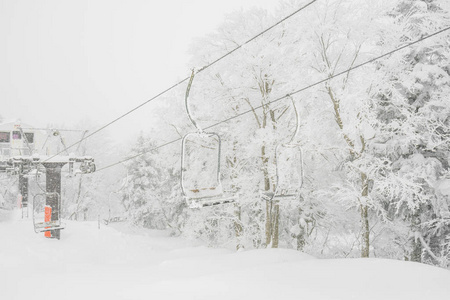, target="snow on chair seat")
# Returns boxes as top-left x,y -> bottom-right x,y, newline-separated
34,221 -> 65,232
185,187 -> 236,208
